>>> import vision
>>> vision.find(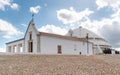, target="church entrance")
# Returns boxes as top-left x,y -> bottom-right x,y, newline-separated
58,45 -> 62,54
29,42 -> 33,52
